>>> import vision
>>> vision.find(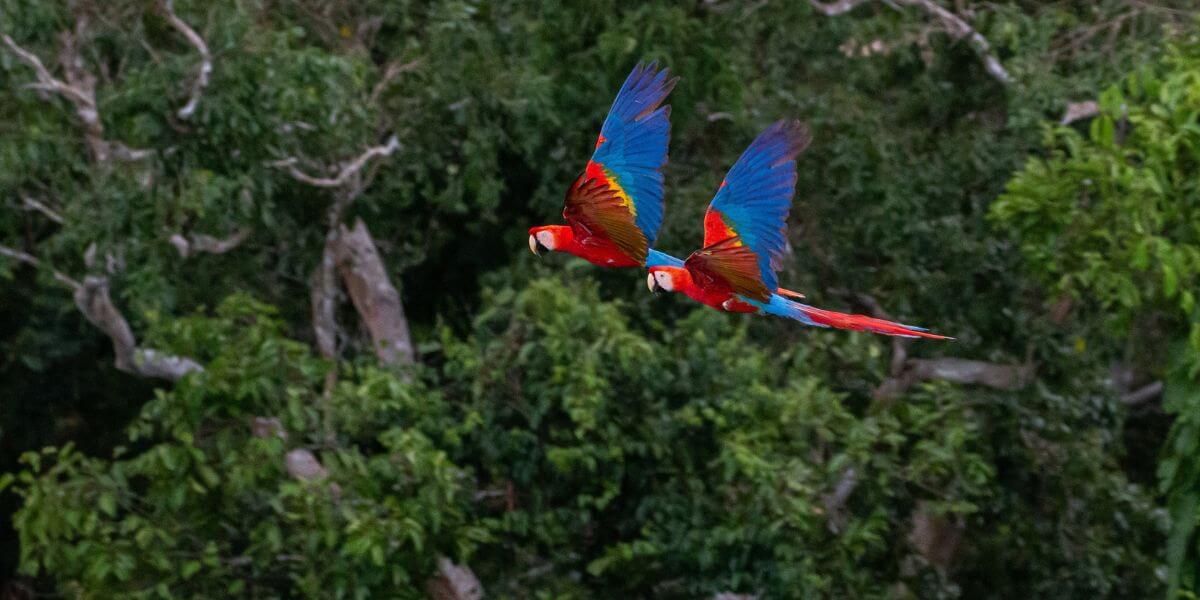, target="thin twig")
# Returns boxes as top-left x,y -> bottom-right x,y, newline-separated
809,0 -> 872,15
369,58 -> 422,104
874,357 -> 1034,401
811,0 -> 1012,85
271,136 -> 400,188
2,27 -> 151,163
1,34 -> 93,106
161,0 -> 212,119
1,245 -> 202,380
0,244 -> 81,289
169,229 -> 250,258
897,0 -> 1012,84
20,195 -> 65,224
1121,380 -> 1163,406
